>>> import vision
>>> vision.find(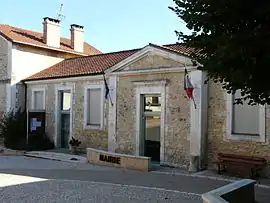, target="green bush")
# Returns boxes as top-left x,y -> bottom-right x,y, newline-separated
0,108 -> 54,151
27,133 -> 54,151
0,108 -> 27,150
